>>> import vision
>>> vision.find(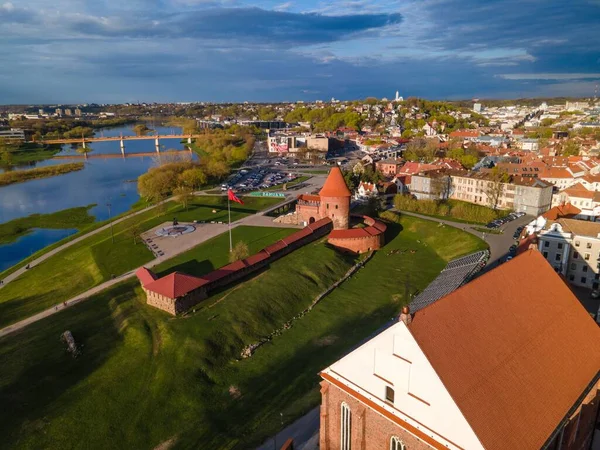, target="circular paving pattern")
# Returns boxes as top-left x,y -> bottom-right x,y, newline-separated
155,224 -> 196,237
